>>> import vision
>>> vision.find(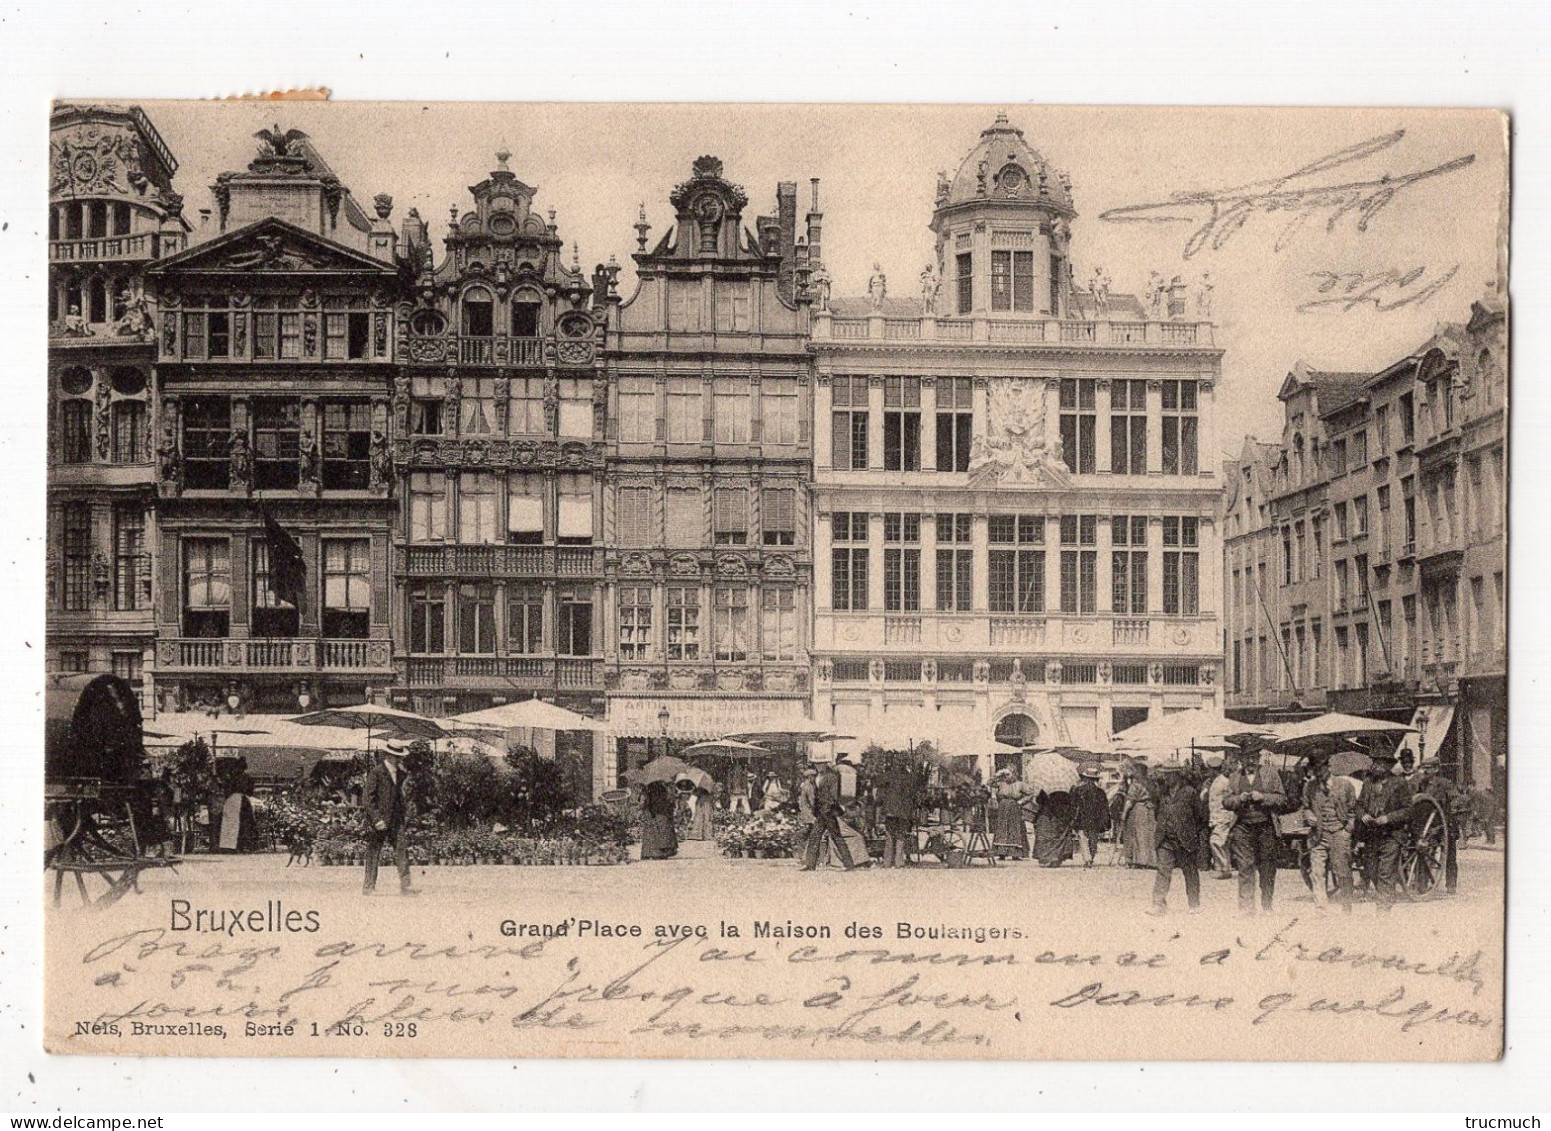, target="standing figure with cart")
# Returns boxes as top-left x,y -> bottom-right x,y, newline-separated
1416,762 -> 1464,895
1303,746 -> 1359,913
1359,748 -> 1413,911
1222,744 -> 1288,915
